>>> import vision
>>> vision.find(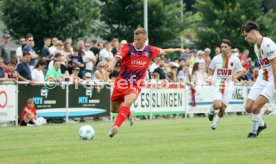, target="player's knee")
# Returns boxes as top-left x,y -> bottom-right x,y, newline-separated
251,103 -> 261,114
244,104 -> 252,113
213,102 -> 222,109
123,99 -> 135,107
